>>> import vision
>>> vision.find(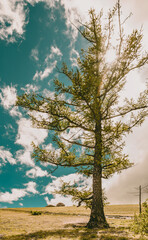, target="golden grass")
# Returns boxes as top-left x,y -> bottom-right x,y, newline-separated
0,205 -> 146,240
0,204 -> 139,216
104,204 -> 139,216
0,209 -> 89,236
1,206 -> 90,216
